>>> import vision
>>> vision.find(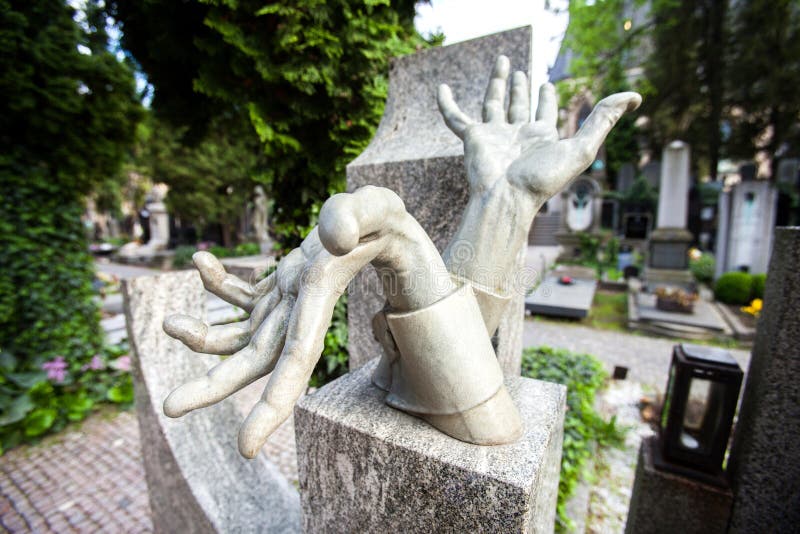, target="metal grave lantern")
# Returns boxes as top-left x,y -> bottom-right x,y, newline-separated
658,343 -> 743,479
